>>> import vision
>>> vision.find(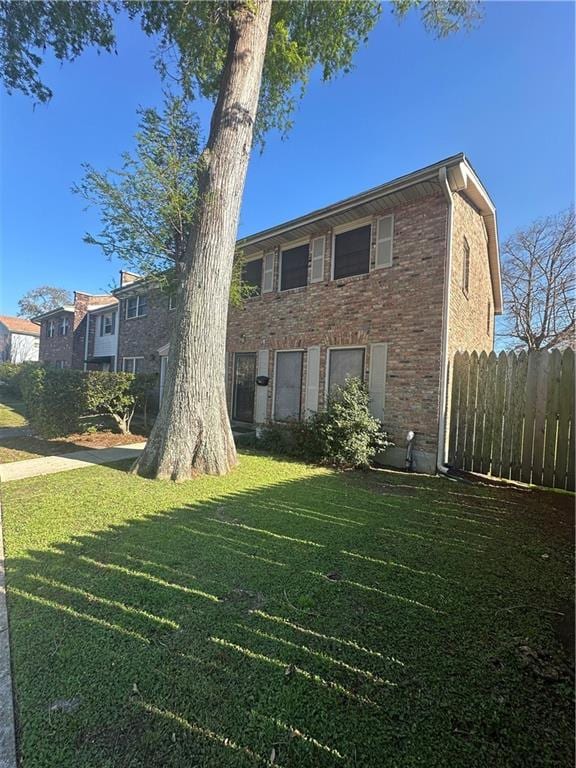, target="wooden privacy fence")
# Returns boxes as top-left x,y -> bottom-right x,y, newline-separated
448,348 -> 575,491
